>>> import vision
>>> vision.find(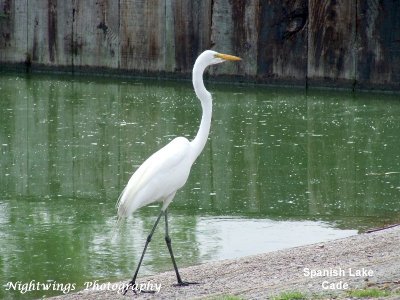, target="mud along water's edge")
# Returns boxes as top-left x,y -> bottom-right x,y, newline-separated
47,225 -> 400,299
